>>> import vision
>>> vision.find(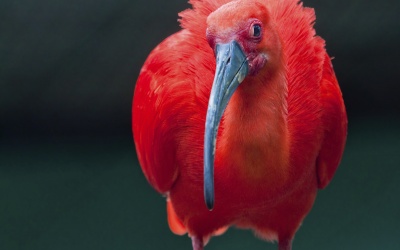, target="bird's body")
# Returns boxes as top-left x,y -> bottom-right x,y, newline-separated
133,0 -> 347,249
